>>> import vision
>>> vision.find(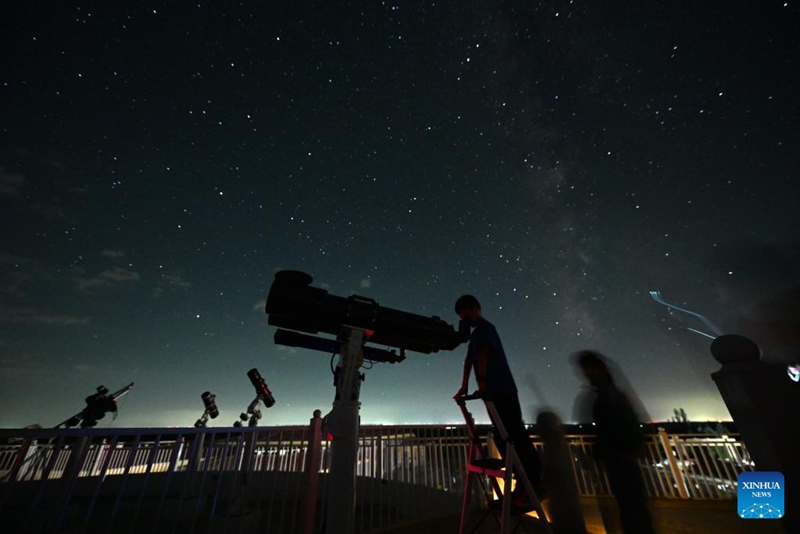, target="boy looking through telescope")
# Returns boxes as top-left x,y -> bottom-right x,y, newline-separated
453,295 -> 546,508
